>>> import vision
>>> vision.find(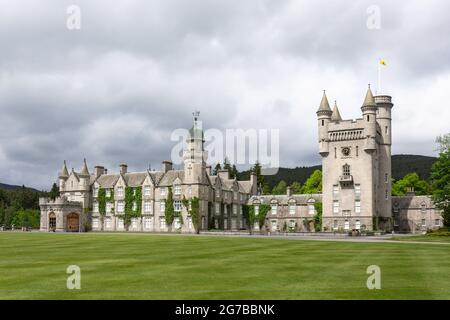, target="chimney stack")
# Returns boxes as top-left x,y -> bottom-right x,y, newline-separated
162,160 -> 173,173
287,186 -> 292,197
119,164 -> 128,175
94,166 -> 105,178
